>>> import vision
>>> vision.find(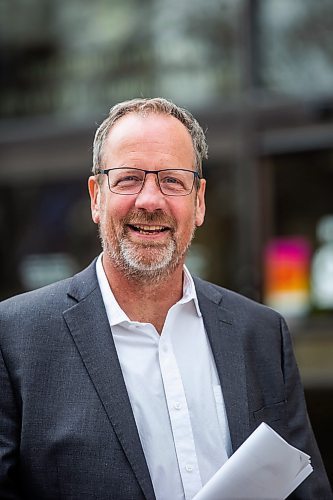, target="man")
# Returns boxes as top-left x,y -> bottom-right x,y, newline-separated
0,98 -> 331,499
